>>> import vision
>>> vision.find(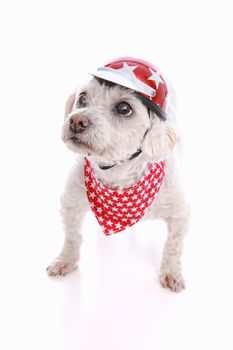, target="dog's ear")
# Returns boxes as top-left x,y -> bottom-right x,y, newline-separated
141,119 -> 179,161
64,93 -> 75,118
